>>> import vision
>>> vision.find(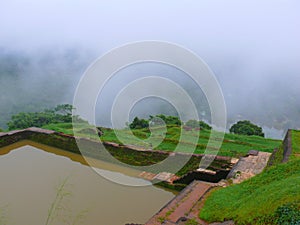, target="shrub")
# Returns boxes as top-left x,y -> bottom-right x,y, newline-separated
185,218 -> 199,225
275,202 -> 300,225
